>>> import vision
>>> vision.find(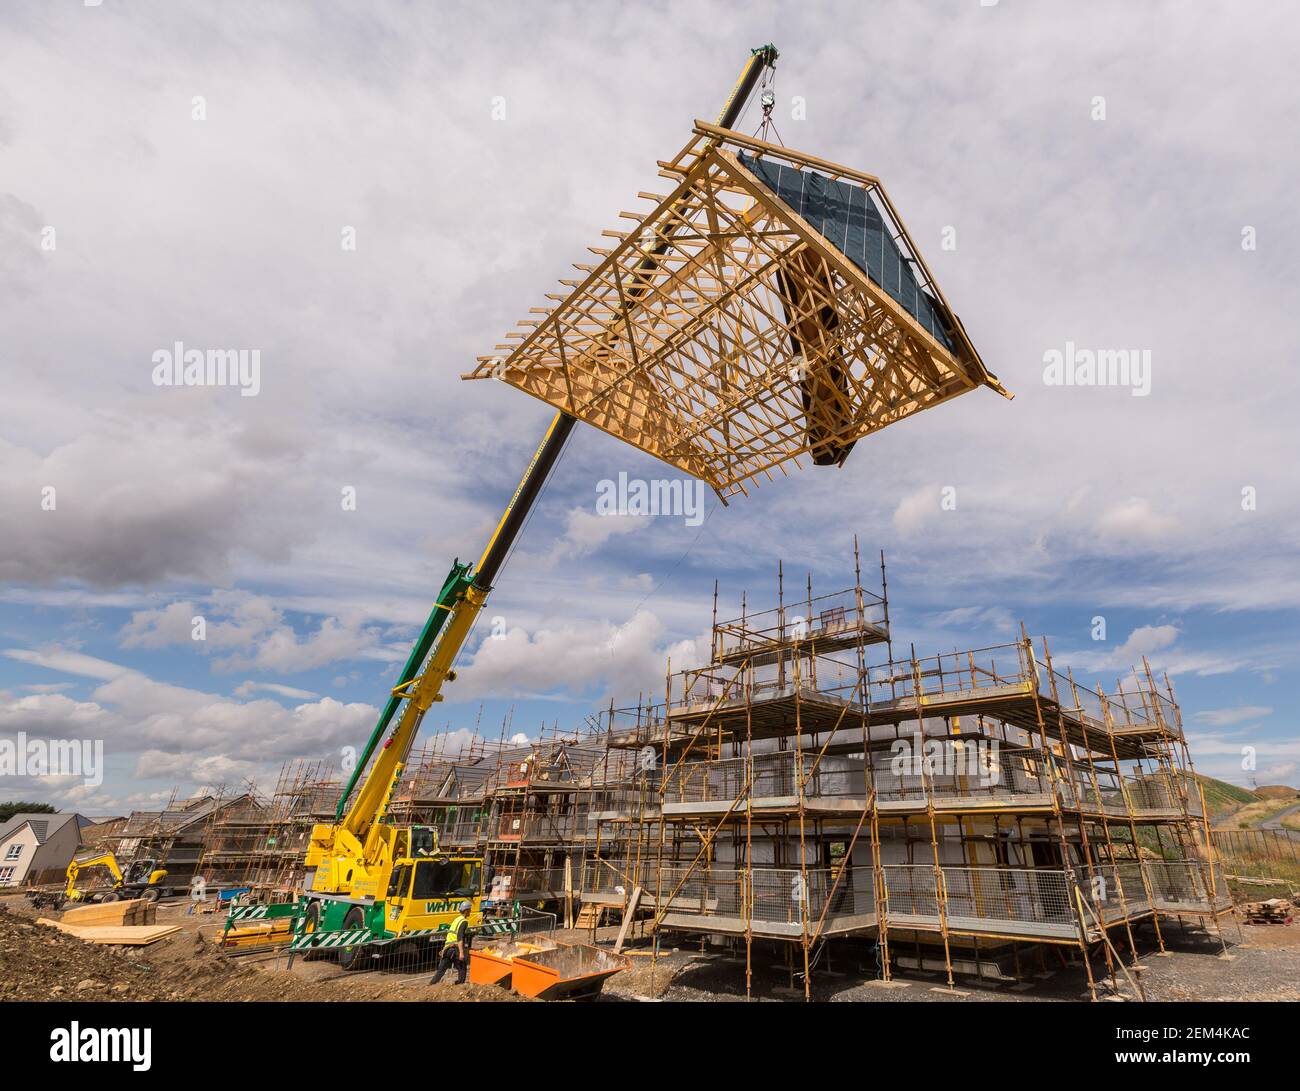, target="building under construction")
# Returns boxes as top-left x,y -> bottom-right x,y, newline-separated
387,730 -> 604,909
193,726 -> 609,919
578,546 -> 1235,1000
94,791 -> 258,897
197,762 -> 343,898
